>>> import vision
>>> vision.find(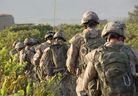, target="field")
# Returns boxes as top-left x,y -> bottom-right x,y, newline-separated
0,23 -> 138,96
